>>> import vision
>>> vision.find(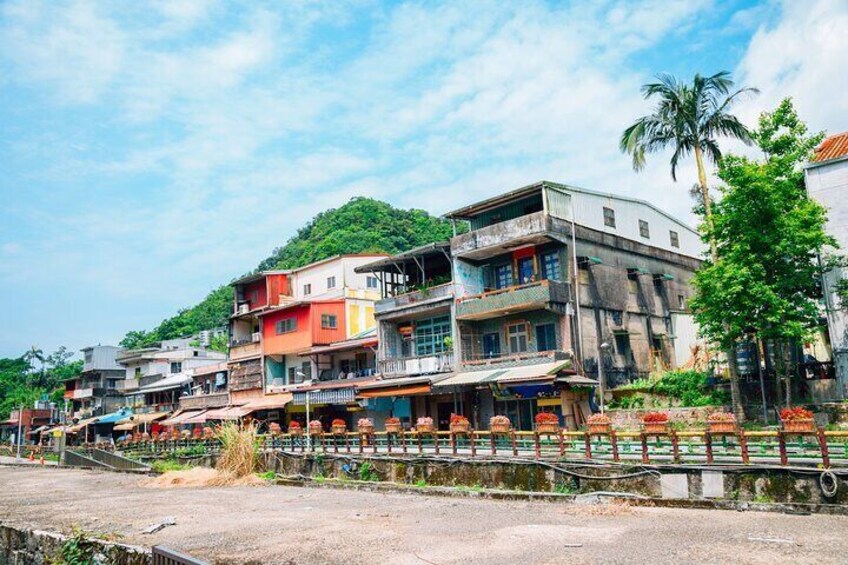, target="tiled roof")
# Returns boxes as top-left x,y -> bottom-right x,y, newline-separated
812,132 -> 848,163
